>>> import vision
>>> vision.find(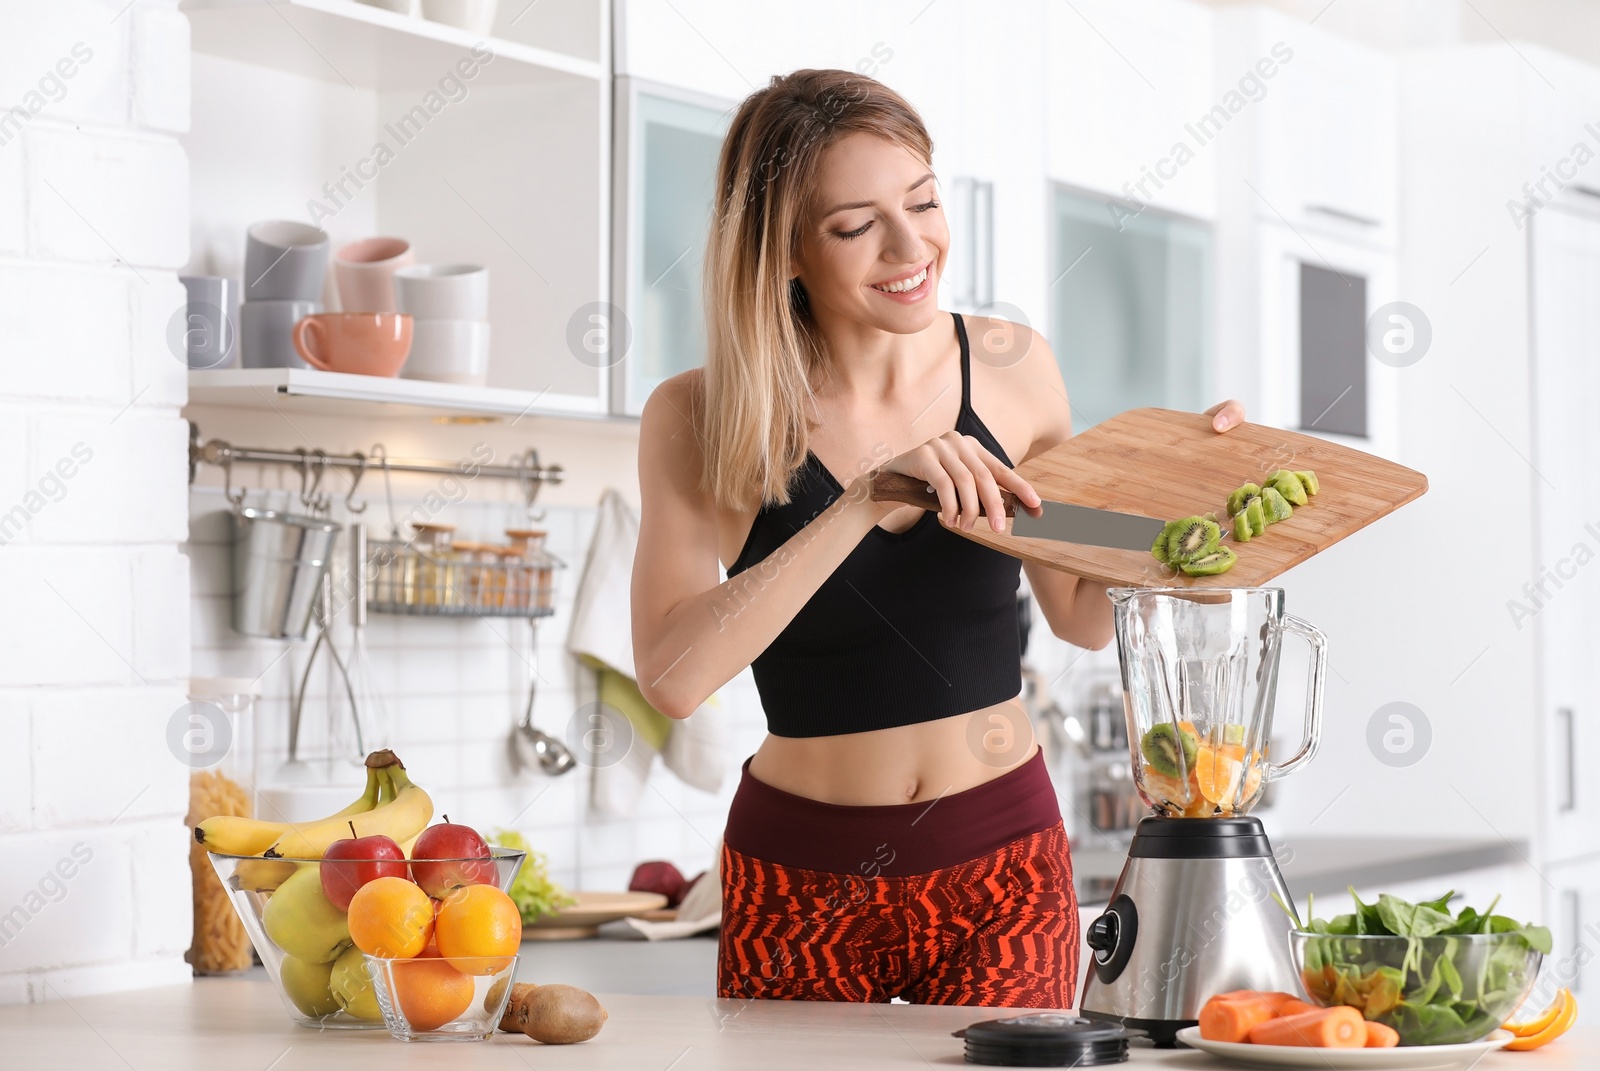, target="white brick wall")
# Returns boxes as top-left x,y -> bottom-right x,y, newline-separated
0,0 -> 192,1005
